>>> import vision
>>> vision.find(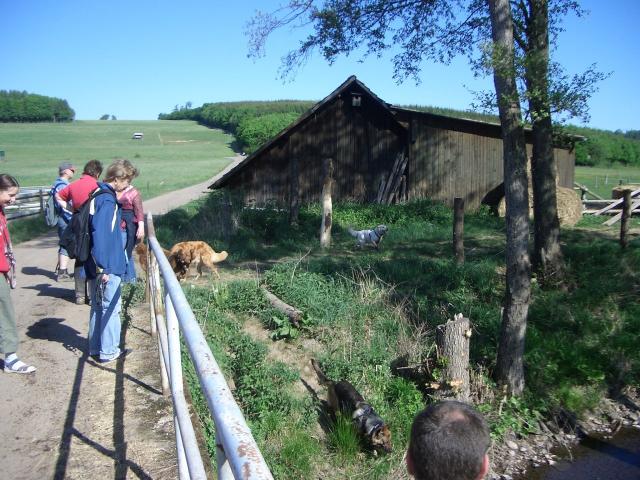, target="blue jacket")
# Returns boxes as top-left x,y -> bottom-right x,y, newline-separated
85,183 -> 127,278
